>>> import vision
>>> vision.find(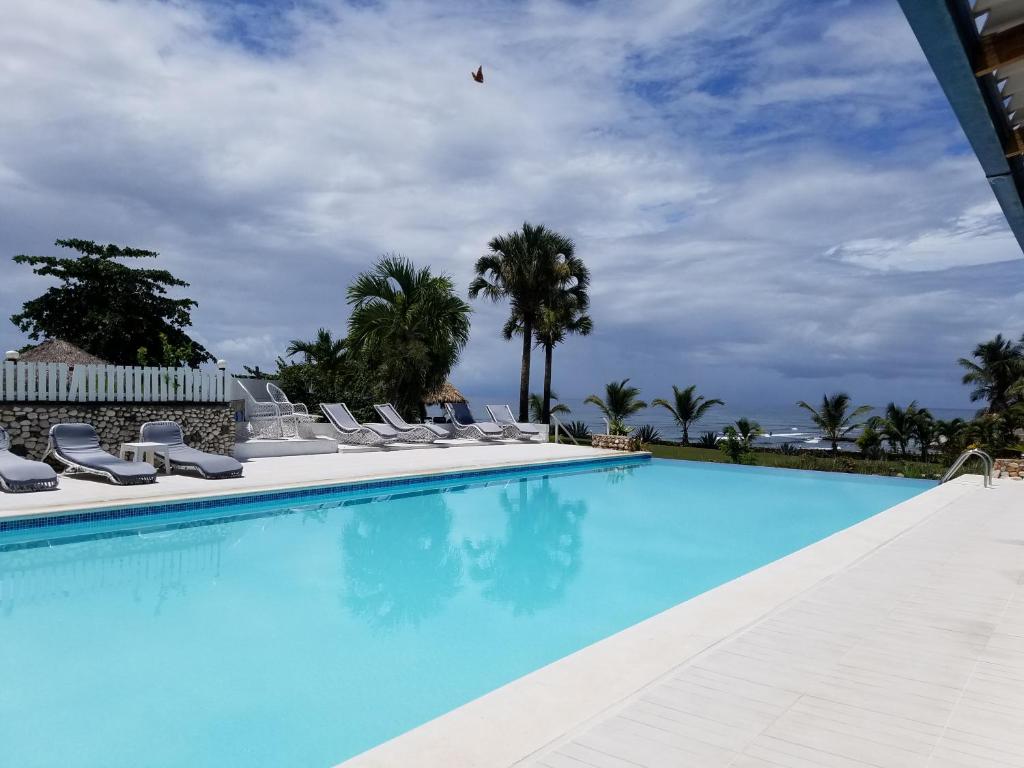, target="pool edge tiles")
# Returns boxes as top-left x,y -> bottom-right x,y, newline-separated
337,477 -> 980,768
0,451 -> 651,534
